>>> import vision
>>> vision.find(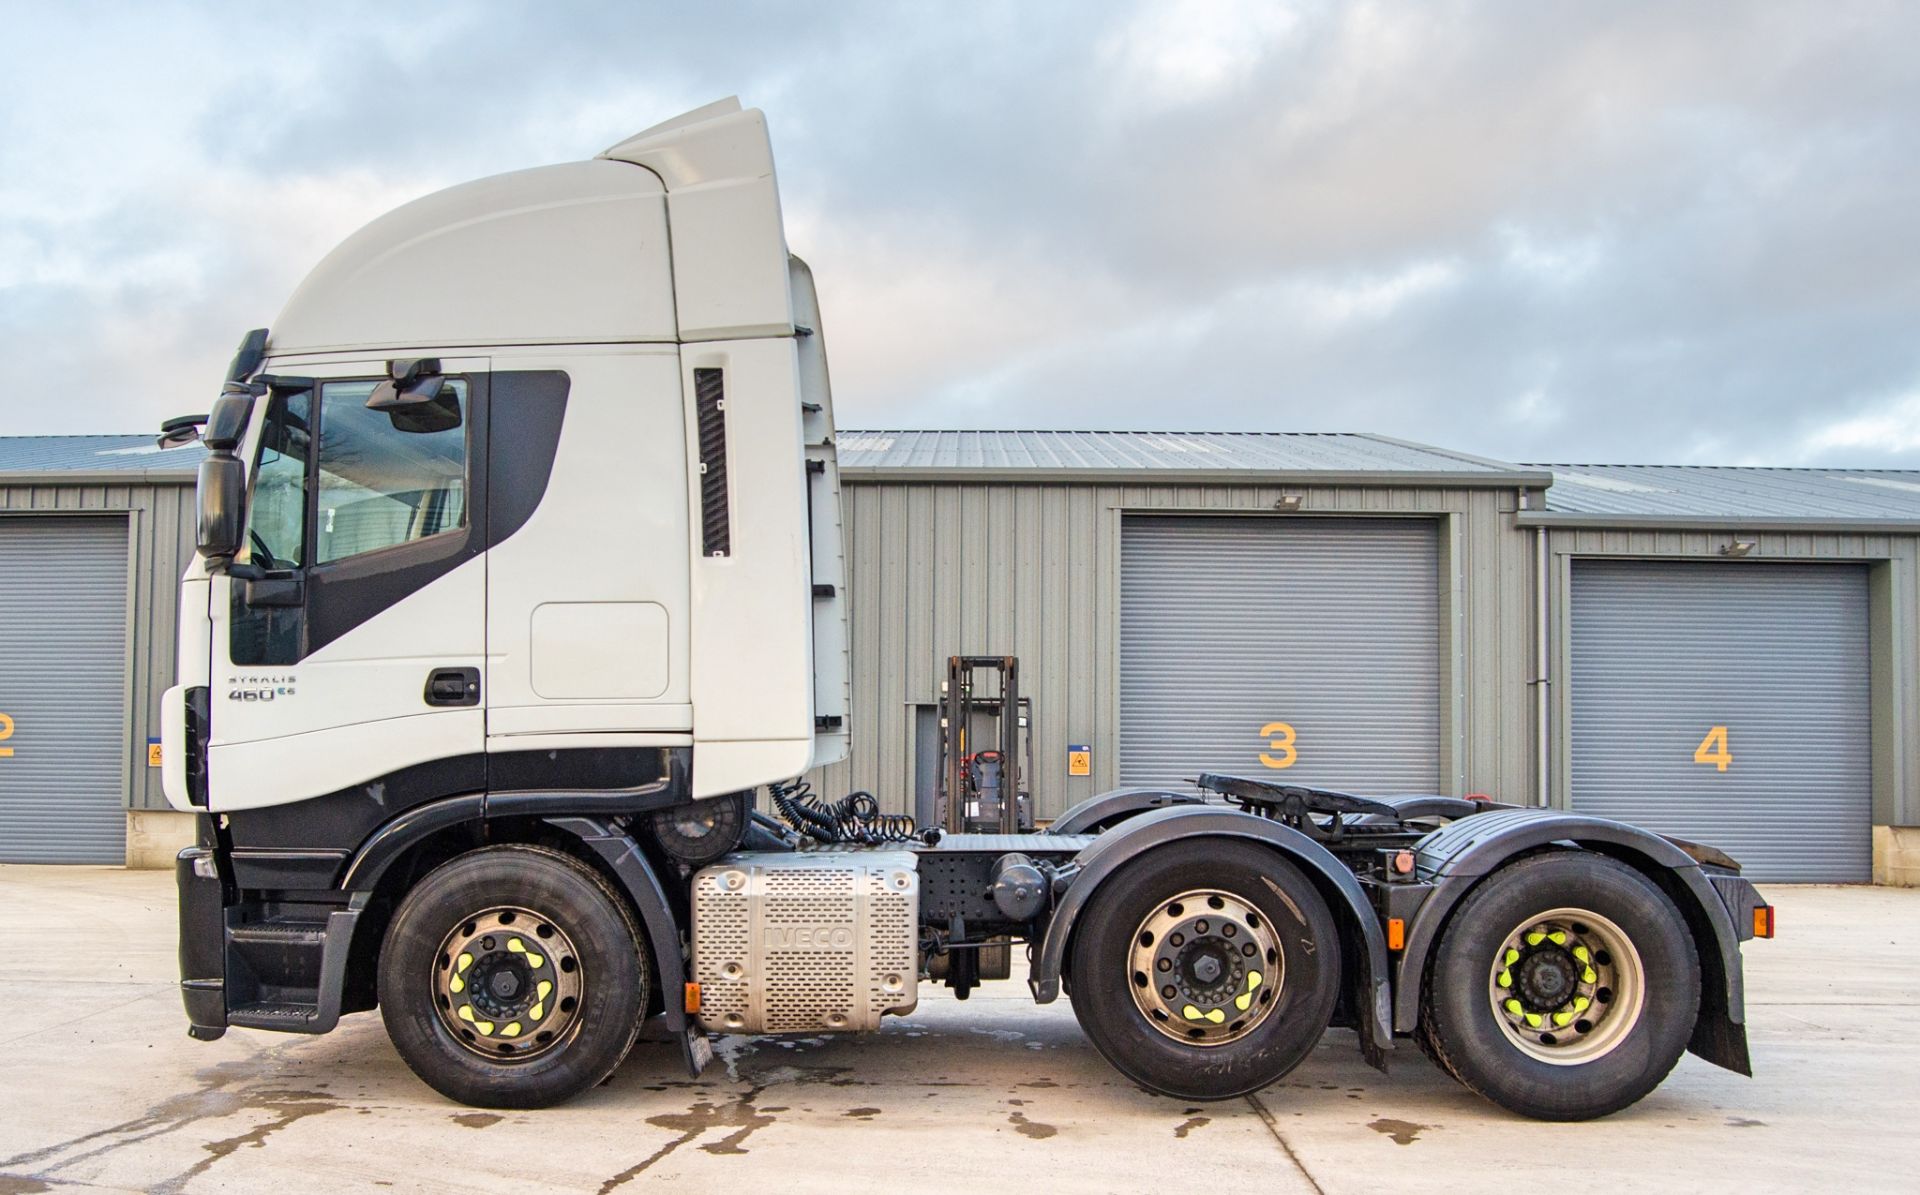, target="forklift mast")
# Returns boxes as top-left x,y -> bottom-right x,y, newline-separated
937,655 -> 1034,833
